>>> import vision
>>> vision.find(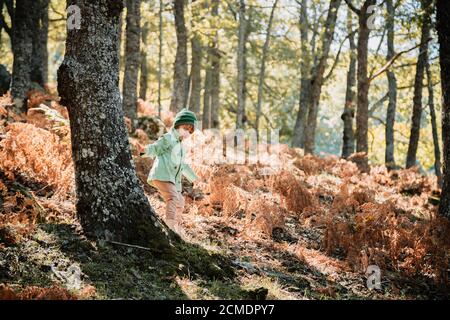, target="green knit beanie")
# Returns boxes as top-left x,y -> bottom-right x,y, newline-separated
173,108 -> 198,129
